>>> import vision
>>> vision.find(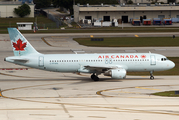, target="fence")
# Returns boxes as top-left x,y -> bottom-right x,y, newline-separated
40,10 -> 65,29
